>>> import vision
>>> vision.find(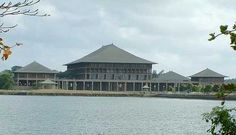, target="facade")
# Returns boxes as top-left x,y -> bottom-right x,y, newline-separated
14,61 -> 58,88
58,44 -> 156,91
190,68 -> 226,85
